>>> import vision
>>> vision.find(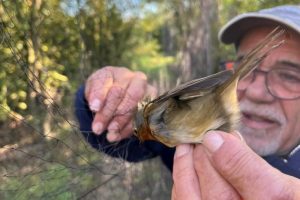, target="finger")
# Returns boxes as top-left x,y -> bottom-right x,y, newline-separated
106,83 -> 157,140
106,83 -> 157,141
107,72 -> 147,134
107,78 -> 155,136
173,144 -> 201,200
86,68 -> 114,112
117,71 -> 147,114
202,131 -> 293,200
91,85 -> 125,134
107,112 -> 133,136
193,145 -> 241,200
106,121 -> 133,142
